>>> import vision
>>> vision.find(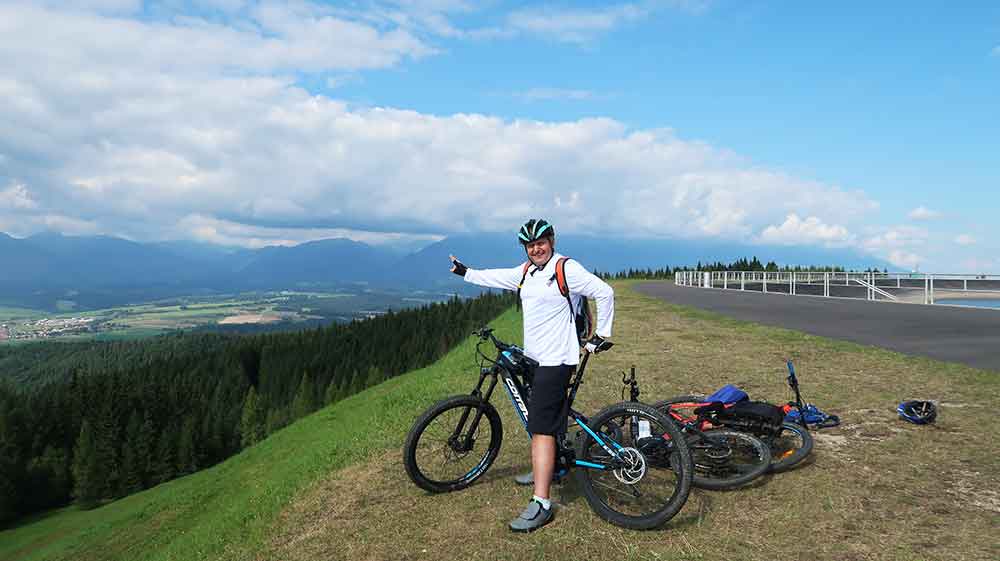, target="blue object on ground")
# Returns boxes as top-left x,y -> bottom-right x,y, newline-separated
705,384 -> 749,404
785,403 -> 840,428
